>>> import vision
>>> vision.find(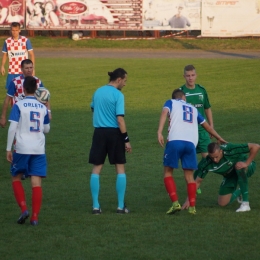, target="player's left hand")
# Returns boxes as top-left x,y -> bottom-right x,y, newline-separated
181,198 -> 190,210
125,142 -> 132,153
217,137 -> 227,144
6,151 -> 13,163
235,161 -> 247,170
